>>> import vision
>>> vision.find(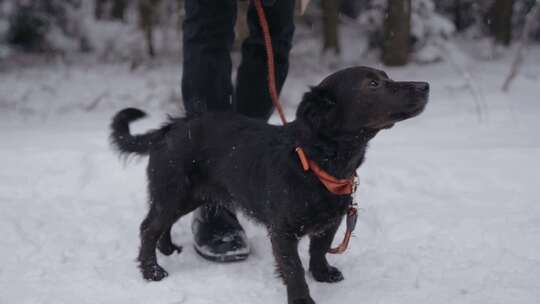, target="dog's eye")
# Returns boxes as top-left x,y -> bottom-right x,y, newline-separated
368,80 -> 379,88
